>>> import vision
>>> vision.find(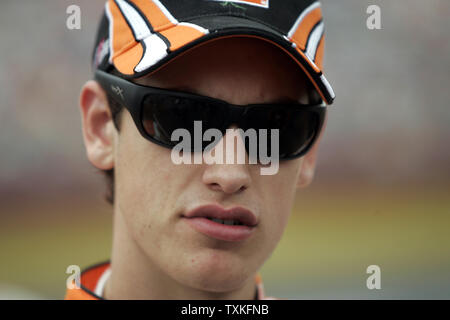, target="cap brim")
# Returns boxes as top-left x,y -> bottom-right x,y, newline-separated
116,15 -> 335,105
